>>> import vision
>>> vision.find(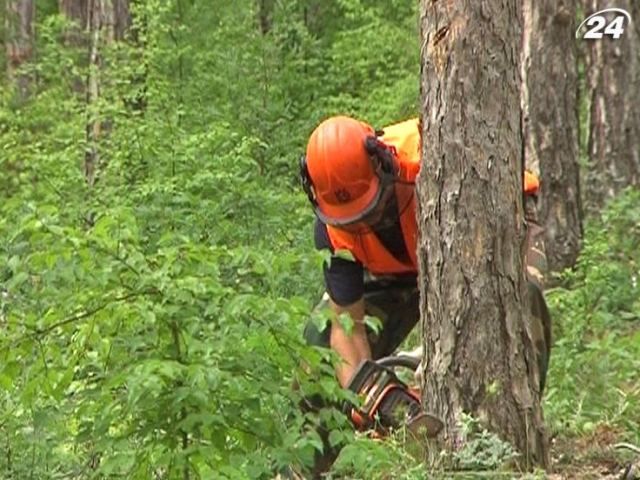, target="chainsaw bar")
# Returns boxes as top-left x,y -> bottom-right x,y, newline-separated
406,411 -> 444,438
